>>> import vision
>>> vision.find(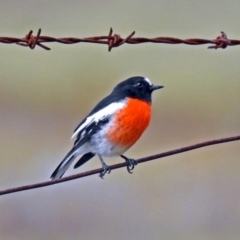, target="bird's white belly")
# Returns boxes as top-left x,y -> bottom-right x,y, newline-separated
90,124 -> 128,157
